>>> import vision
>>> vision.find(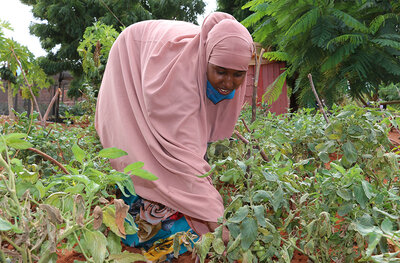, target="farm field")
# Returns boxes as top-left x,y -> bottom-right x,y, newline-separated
1,105 -> 400,262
